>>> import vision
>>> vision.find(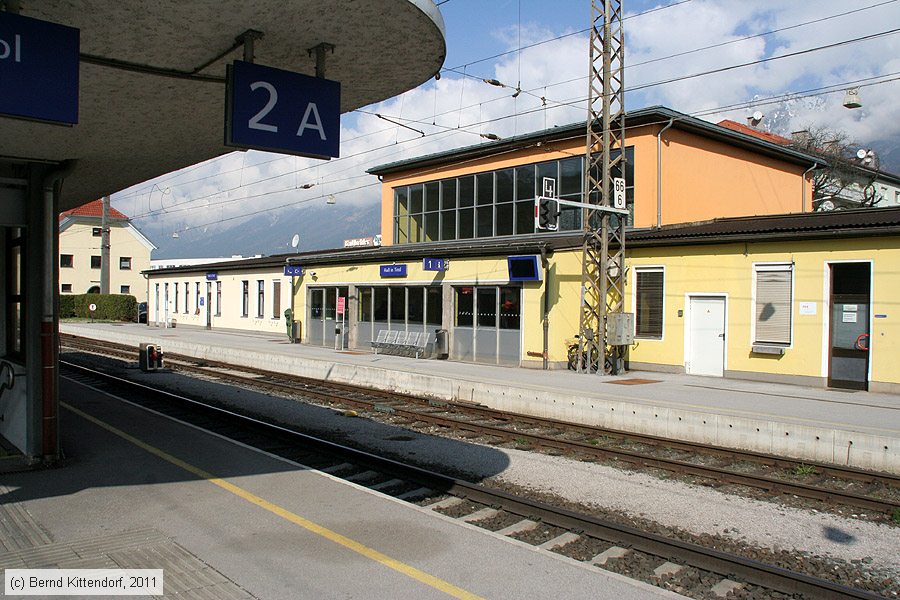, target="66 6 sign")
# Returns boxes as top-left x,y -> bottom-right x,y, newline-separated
226,60 -> 341,159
